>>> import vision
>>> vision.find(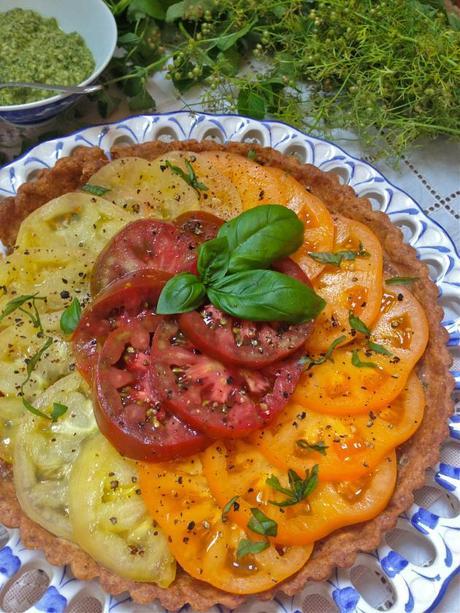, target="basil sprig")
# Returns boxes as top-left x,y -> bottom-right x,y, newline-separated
157,205 -> 326,323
